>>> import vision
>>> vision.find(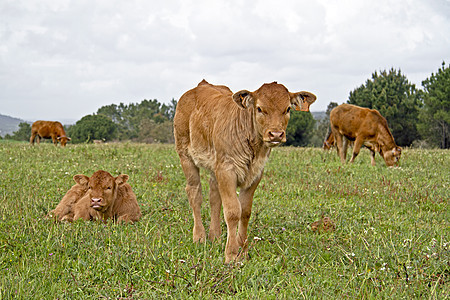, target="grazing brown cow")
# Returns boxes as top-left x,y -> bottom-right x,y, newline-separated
174,80 -> 316,263
30,120 -> 71,147
50,170 -> 141,223
330,104 -> 402,166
